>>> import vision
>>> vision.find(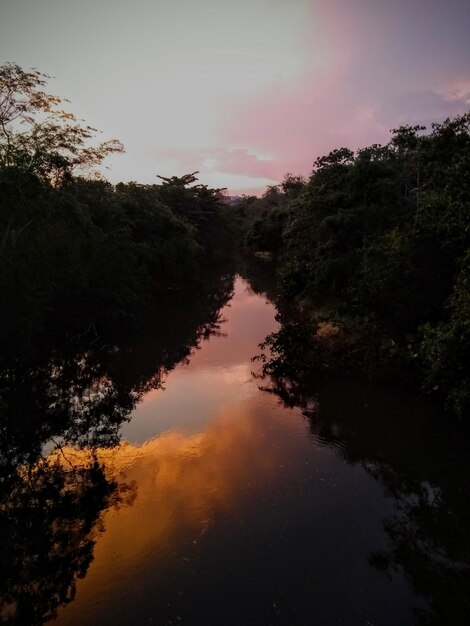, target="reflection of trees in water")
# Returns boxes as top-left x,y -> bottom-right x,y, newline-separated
0,270 -> 234,624
0,452 -> 135,625
261,372 -> 470,625
238,255 -> 278,303
1,271 -> 234,461
369,463 -> 470,626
